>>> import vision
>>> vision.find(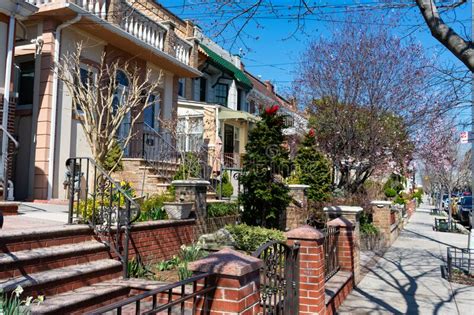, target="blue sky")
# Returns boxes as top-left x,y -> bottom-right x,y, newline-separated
159,0 -> 471,95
